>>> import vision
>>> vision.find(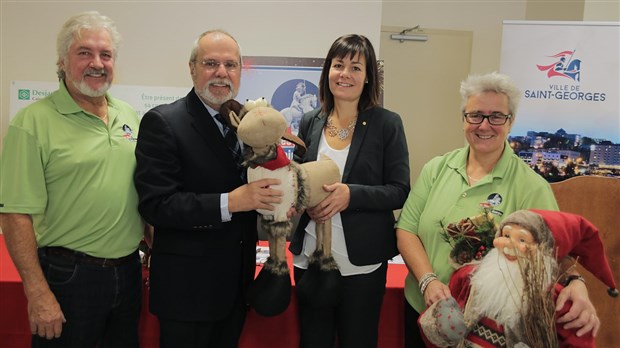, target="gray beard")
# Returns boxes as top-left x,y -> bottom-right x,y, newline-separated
66,69 -> 110,98
197,79 -> 236,106
71,79 -> 109,97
